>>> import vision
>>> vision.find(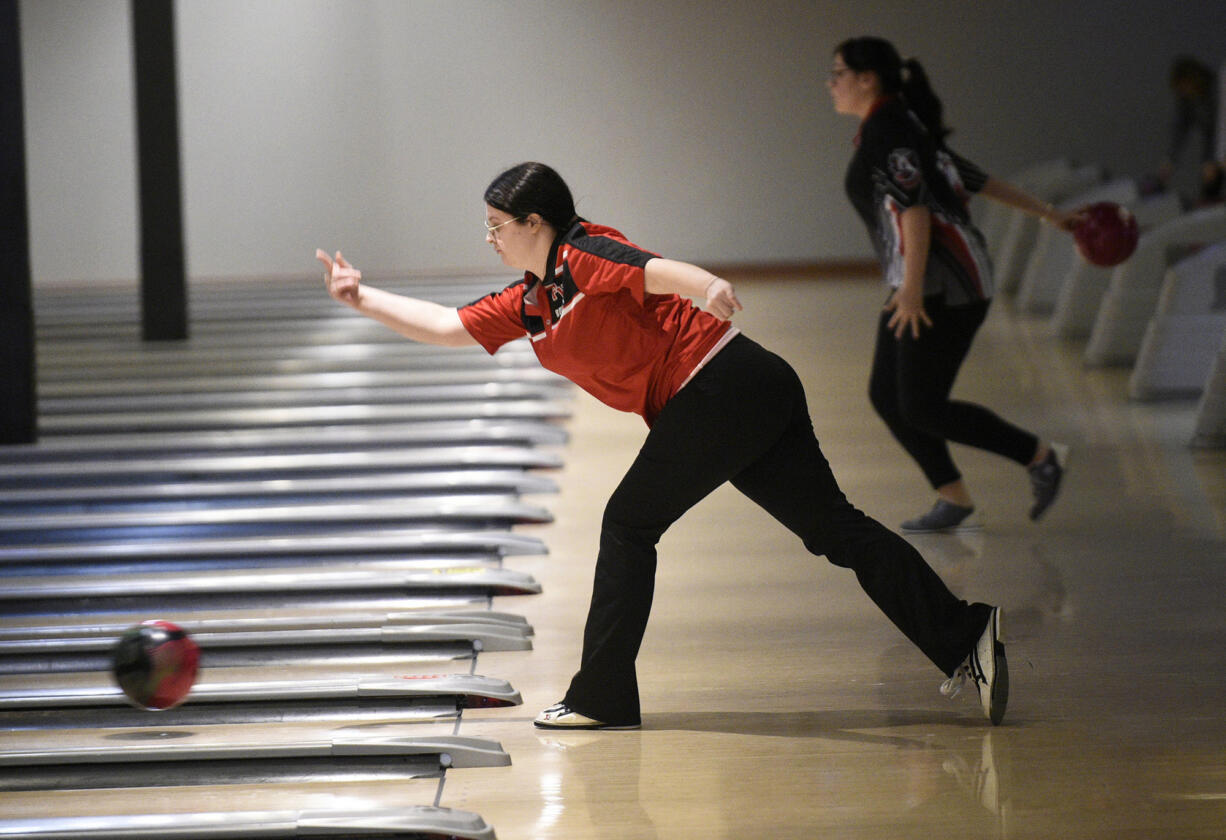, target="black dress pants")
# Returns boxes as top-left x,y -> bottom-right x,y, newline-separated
561,335 -> 991,726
